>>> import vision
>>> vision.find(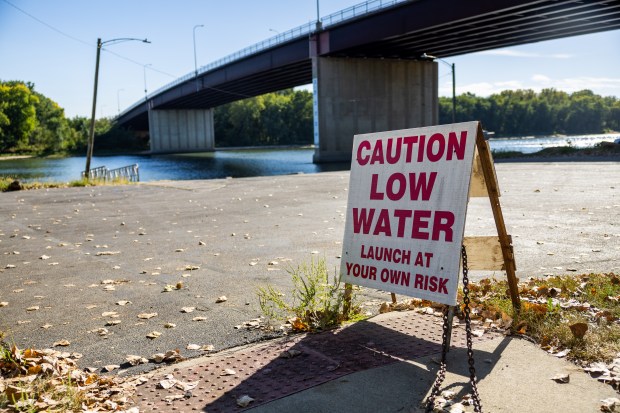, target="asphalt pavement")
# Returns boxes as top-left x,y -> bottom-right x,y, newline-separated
1,161 -> 619,411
